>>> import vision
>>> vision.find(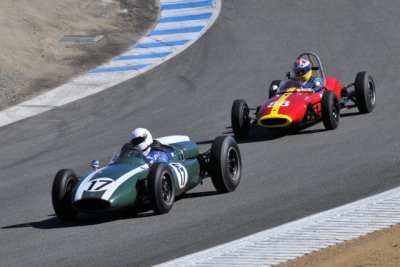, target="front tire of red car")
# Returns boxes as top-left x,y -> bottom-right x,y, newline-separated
355,71 -> 376,114
52,169 -> 78,222
231,99 -> 250,139
148,163 -> 175,215
321,90 -> 340,130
